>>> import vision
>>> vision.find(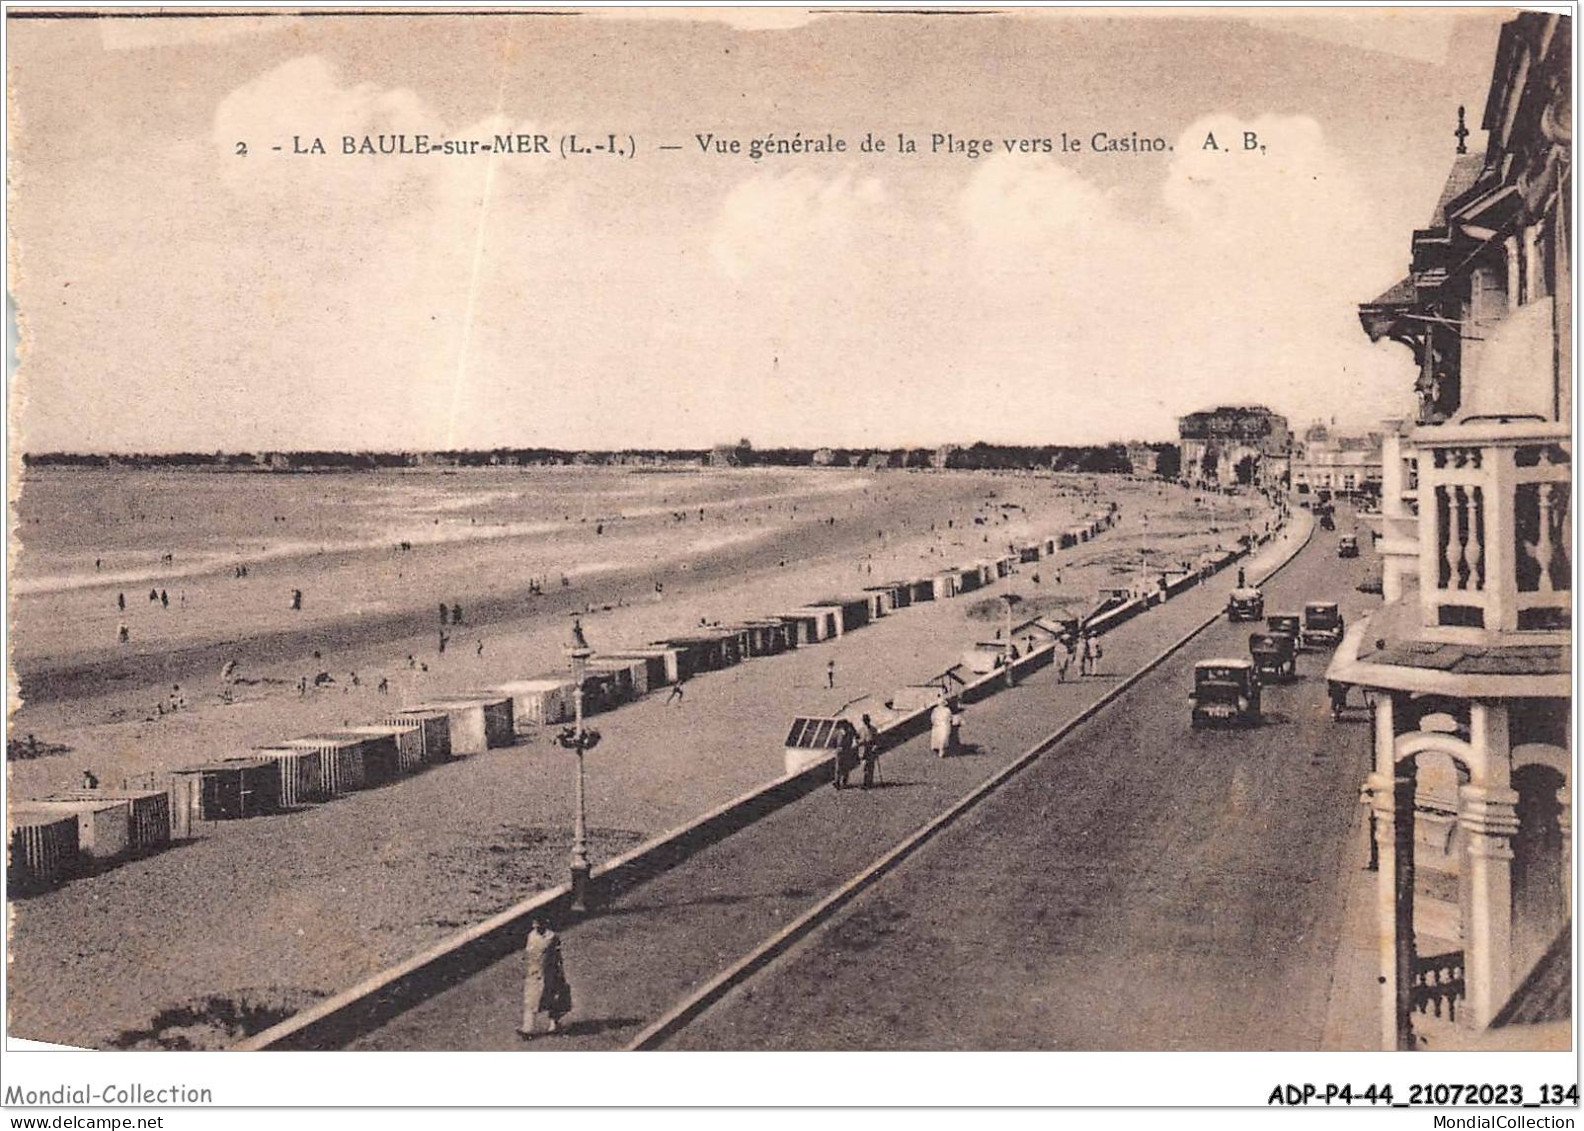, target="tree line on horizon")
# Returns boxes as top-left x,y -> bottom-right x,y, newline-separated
23,440 -> 1182,476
